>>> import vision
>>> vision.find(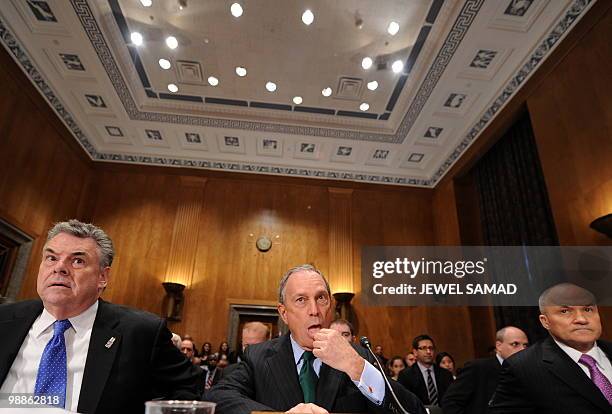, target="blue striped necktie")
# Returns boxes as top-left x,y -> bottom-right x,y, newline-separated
34,319 -> 72,408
